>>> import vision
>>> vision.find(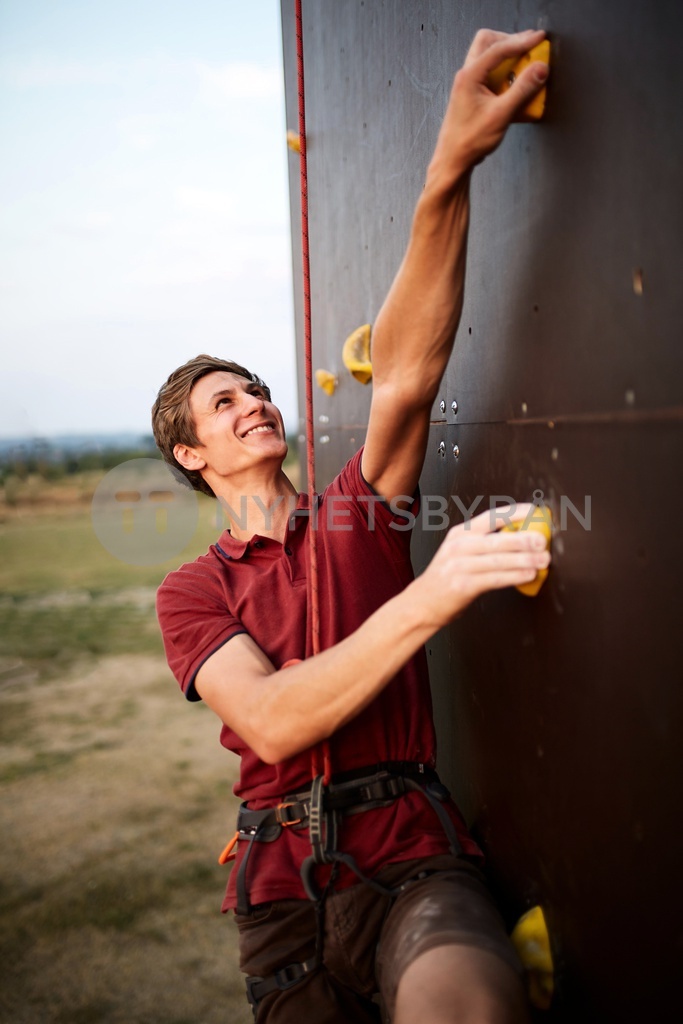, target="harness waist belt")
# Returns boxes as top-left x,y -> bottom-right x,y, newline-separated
231,762 -> 459,917
236,762 -> 436,835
